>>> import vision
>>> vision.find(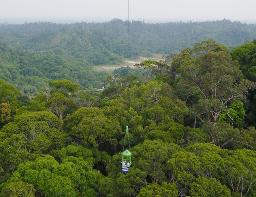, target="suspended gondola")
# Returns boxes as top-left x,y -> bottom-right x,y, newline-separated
121,126 -> 132,173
